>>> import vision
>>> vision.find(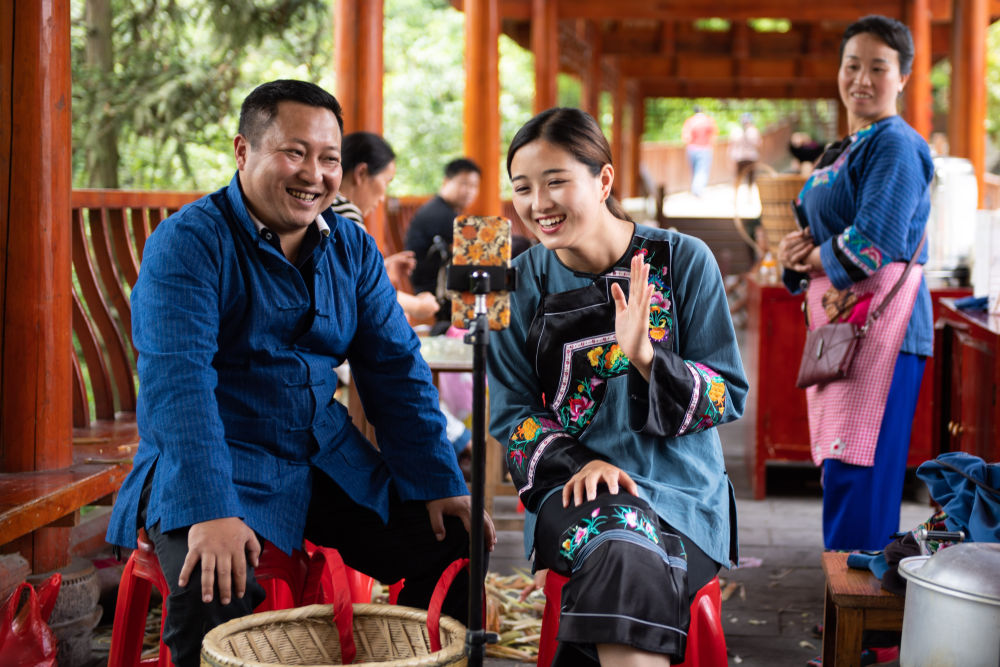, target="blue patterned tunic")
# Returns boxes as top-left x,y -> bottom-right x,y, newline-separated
783,115 -> 934,356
